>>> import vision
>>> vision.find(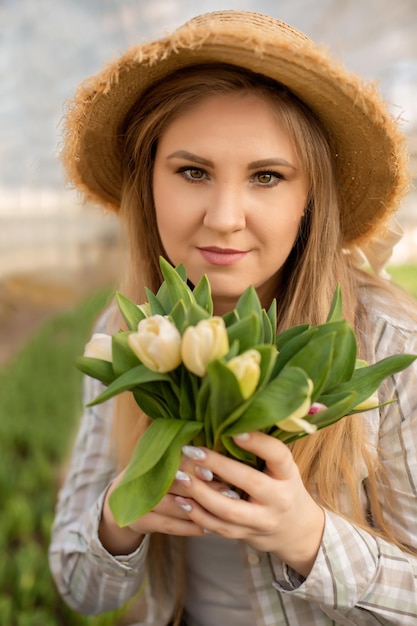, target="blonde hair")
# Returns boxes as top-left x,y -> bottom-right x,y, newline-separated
109,64 -> 411,622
